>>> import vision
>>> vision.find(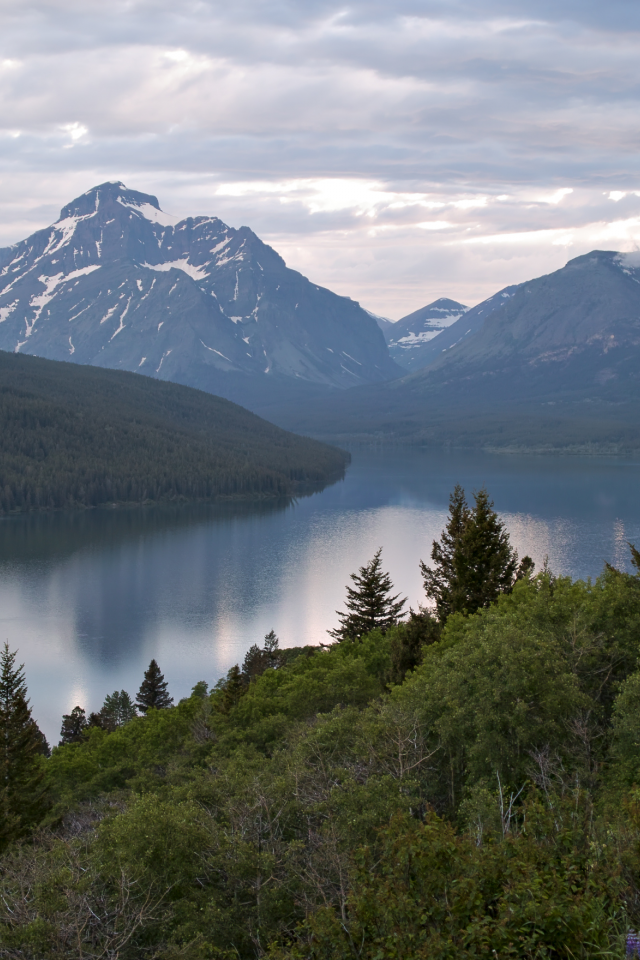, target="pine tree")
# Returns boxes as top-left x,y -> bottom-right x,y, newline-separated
263,629 -> 280,663
59,706 -> 88,744
216,664 -> 247,714
420,484 -> 470,622
242,630 -> 282,682
421,485 -> 533,622
136,660 -> 173,713
329,548 -> 406,642
101,690 -> 138,727
0,643 -> 48,849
